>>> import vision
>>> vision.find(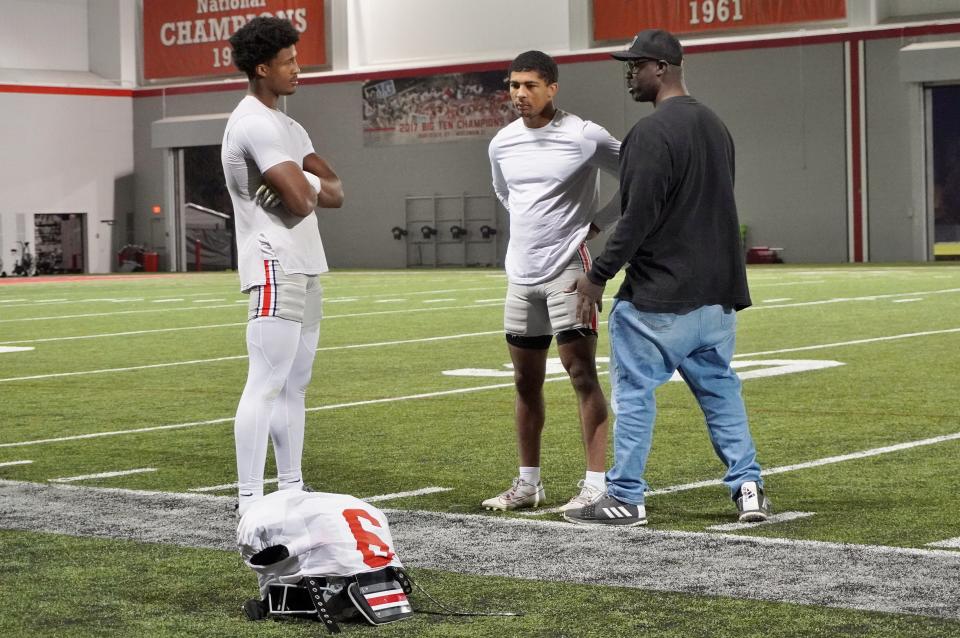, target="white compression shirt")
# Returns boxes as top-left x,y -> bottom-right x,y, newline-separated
489,109 -> 620,285
222,95 -> 329,291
